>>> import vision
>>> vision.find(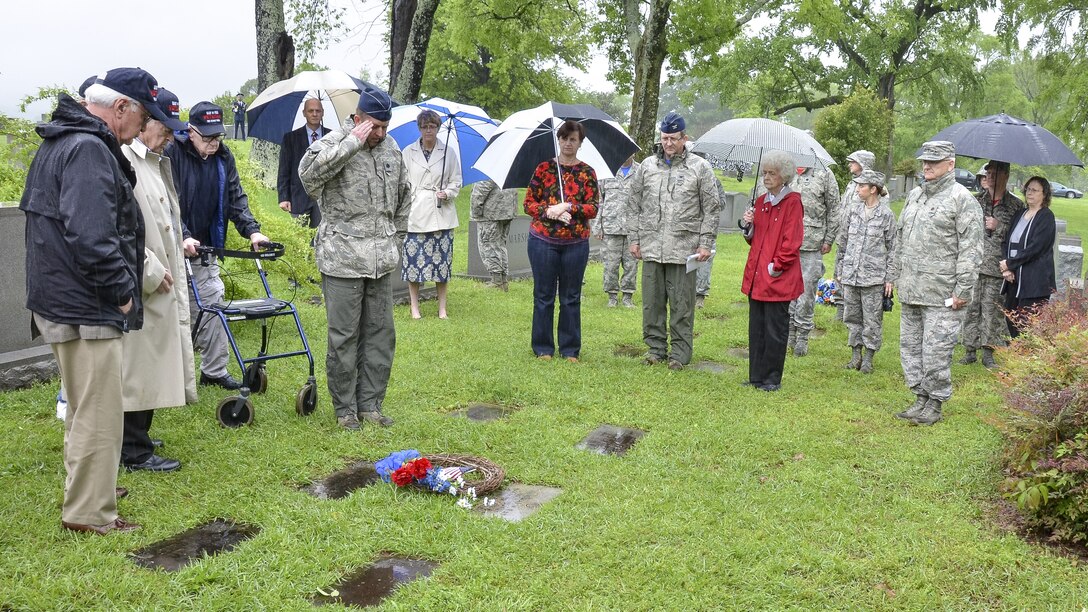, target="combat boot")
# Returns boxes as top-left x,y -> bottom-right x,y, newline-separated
959,349 -> 977,365
607,293 -> 619,308
859,348 -> 876,374
844,346 -> 862,370
487,272 -> 503,288
695,295 -> 706,309
835,302 -> 845,322
981,347 -> 997,369
910,398 -> 943,426
622,293 -> 635,308
500,273 -> 509,292
895,395 -> 928,420
793,331 -> 810,357
787,323 -> 797,355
